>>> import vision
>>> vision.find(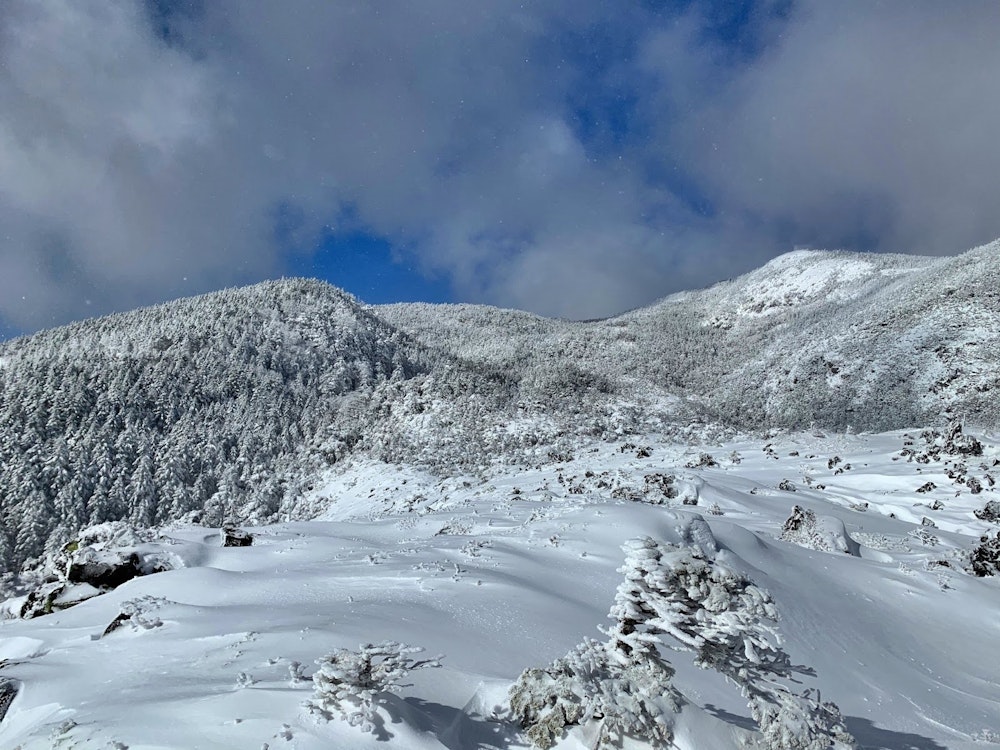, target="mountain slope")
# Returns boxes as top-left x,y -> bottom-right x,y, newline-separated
0,279 -> 435,569
381,241 -> 1000,431
4,241 -> 1000,570
2,246 -> 1000,747
1,429 -> 998,749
